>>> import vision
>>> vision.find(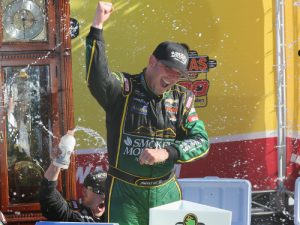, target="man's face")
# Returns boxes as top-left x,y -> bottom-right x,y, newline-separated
146,56 -> 182,96
82,186 -> 105,214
